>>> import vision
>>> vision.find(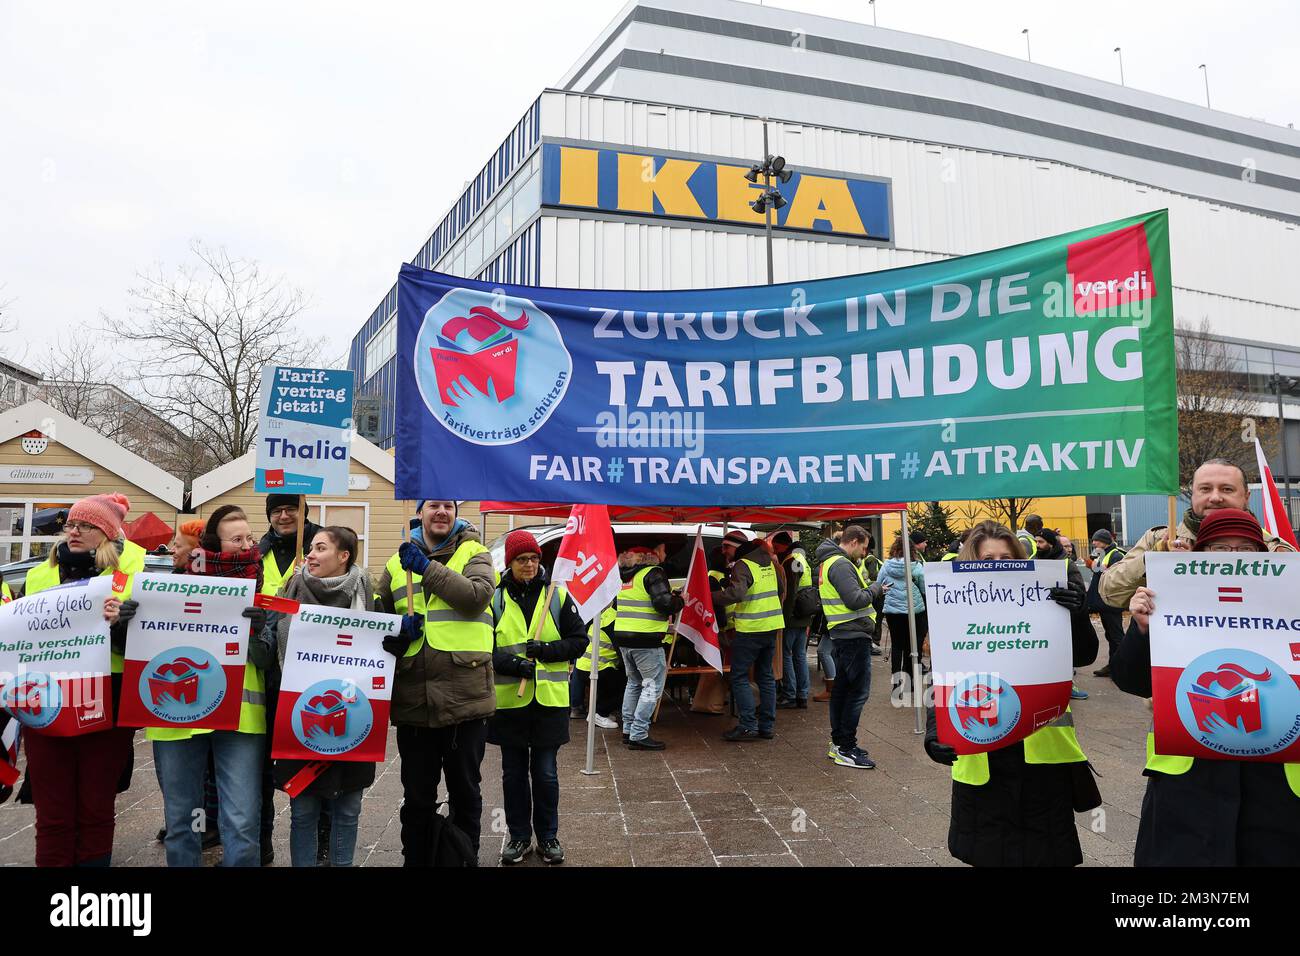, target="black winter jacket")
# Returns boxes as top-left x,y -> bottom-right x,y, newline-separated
259,521 -> 323,577
487,568 -> 588,750
1111,616 -> 1300,865
611,561 -> 683,649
